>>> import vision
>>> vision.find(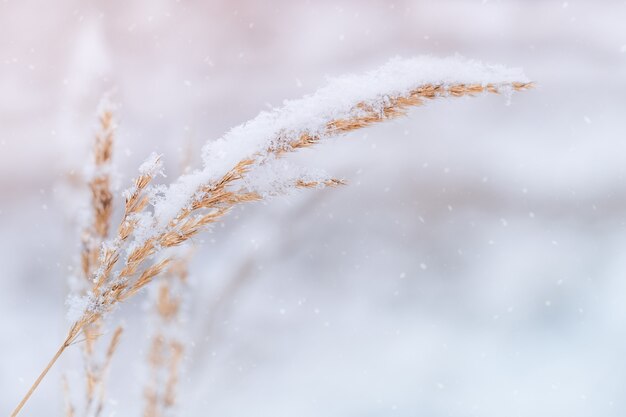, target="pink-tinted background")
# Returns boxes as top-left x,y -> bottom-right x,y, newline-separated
2,1 -> 625,416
